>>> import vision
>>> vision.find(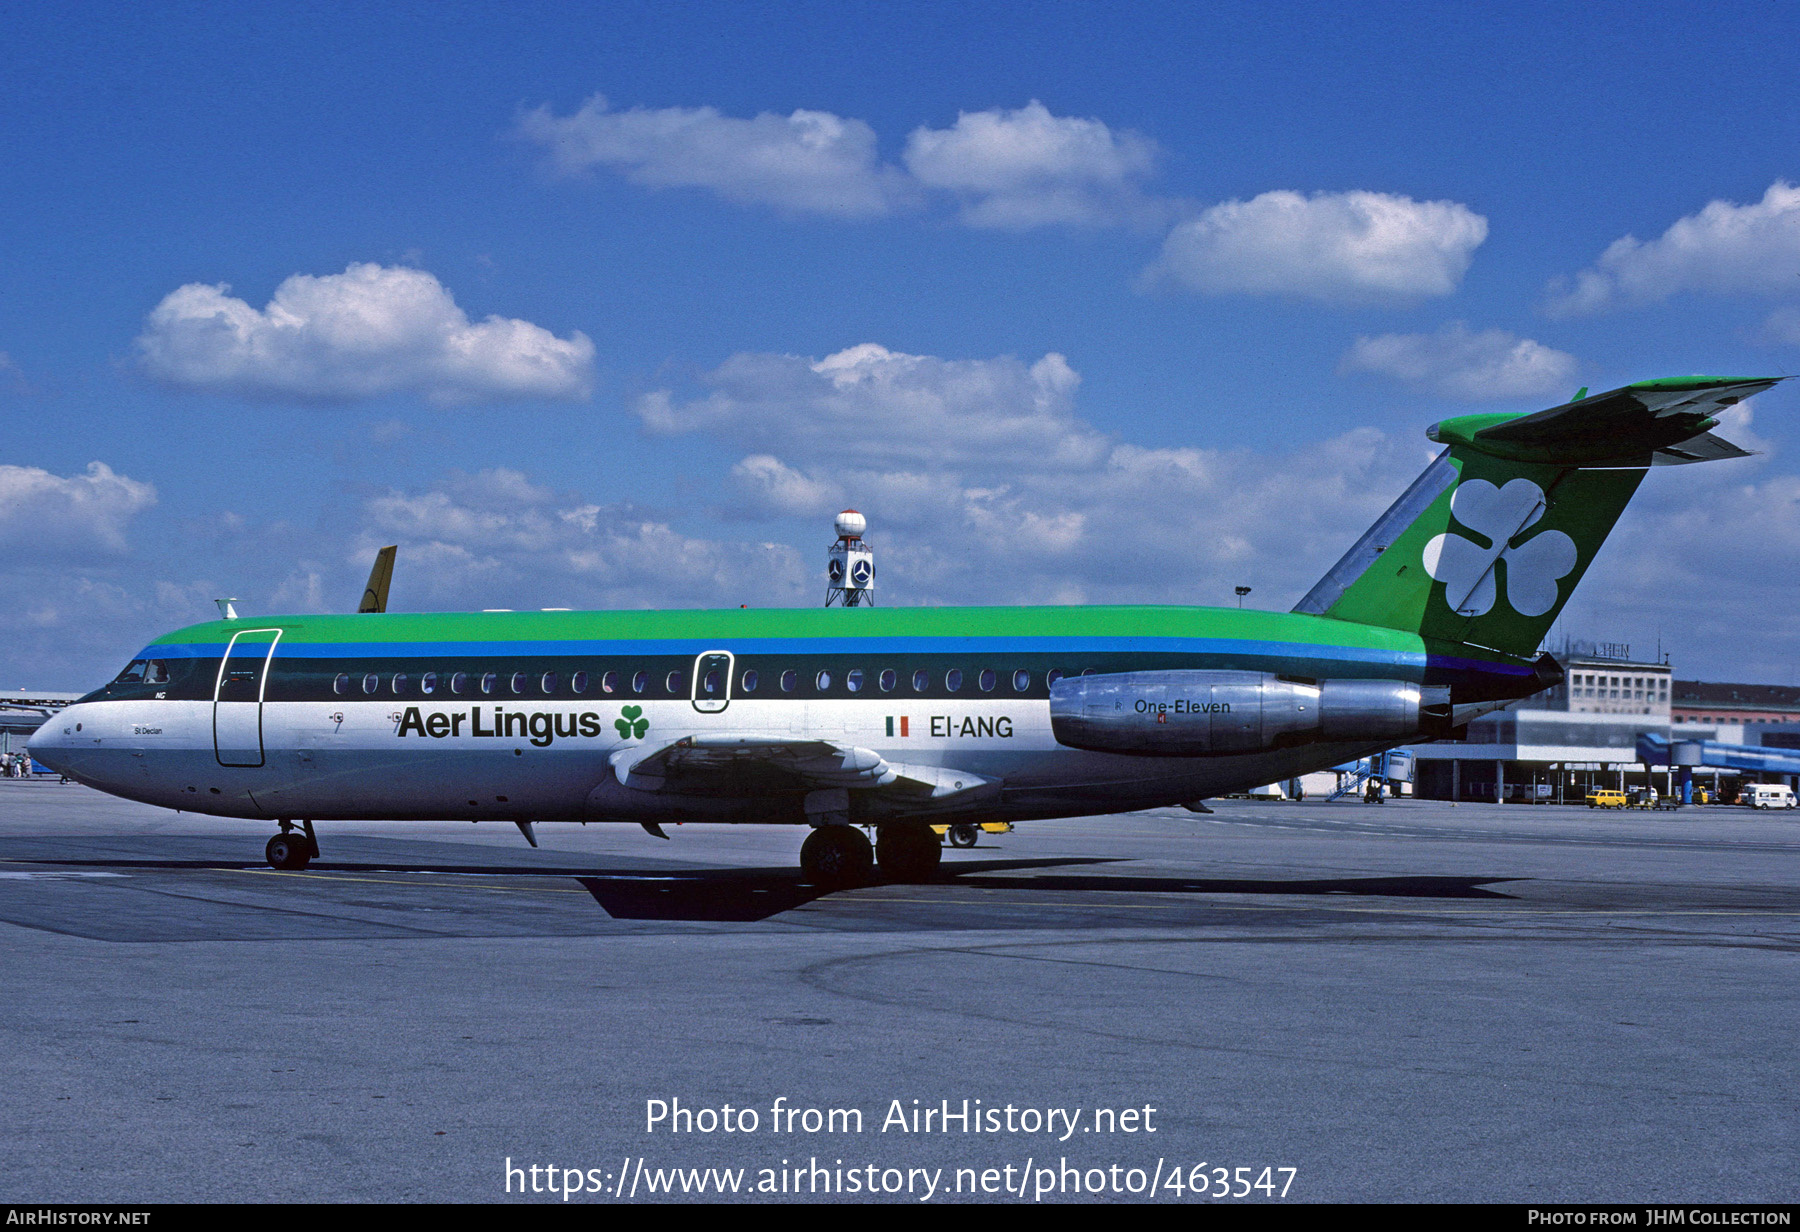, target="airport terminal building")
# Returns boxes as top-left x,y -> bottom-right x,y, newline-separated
1413,645 -> 1800,802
